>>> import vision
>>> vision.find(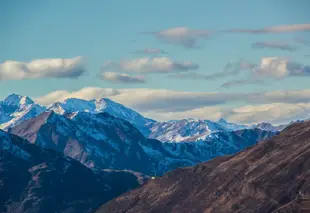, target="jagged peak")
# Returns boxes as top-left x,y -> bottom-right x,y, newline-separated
92,97 -> 114,103
218,118 -> 228,124
3,93 -> 34,106
255,122 -> 274,128
93,98 -> 125,110
50,97 -> 93,108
